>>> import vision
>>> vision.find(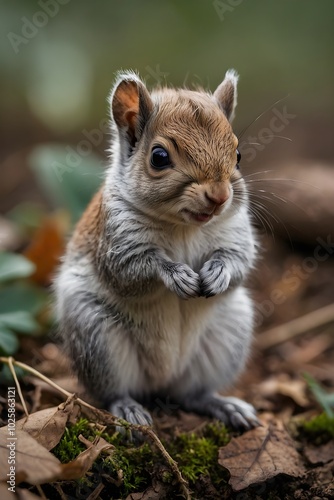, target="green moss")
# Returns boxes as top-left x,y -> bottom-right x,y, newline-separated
100,428 -> 155,494
301,412 -> 334,444
202,421 -> 230,447
52,418 -> 230,498
53,419 -> 155,496
103,443 -> 154,495
166,421 -> 230,486
53,418 -> 92,462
